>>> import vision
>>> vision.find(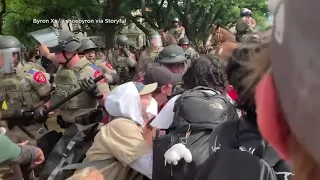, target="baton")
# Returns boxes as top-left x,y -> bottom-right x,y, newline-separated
45,75 -> 105,113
